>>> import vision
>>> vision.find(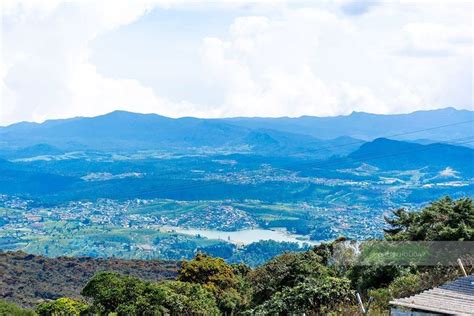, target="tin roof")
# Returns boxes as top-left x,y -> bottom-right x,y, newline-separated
390,274 -> 474,315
